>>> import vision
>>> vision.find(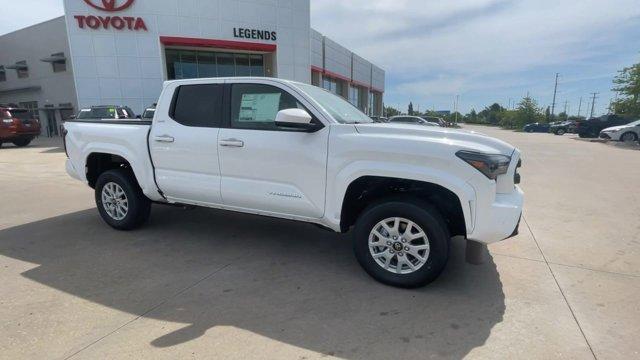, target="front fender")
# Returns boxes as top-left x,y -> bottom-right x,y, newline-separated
324,160 -> 476,233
